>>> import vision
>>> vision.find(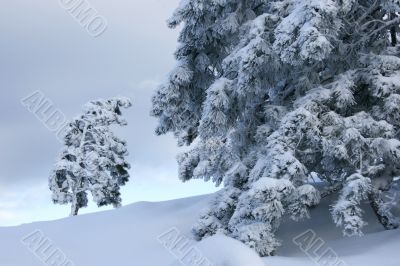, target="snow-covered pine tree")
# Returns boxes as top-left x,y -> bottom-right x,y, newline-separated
49,97 -> 132,216
152,0 -> 400,255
